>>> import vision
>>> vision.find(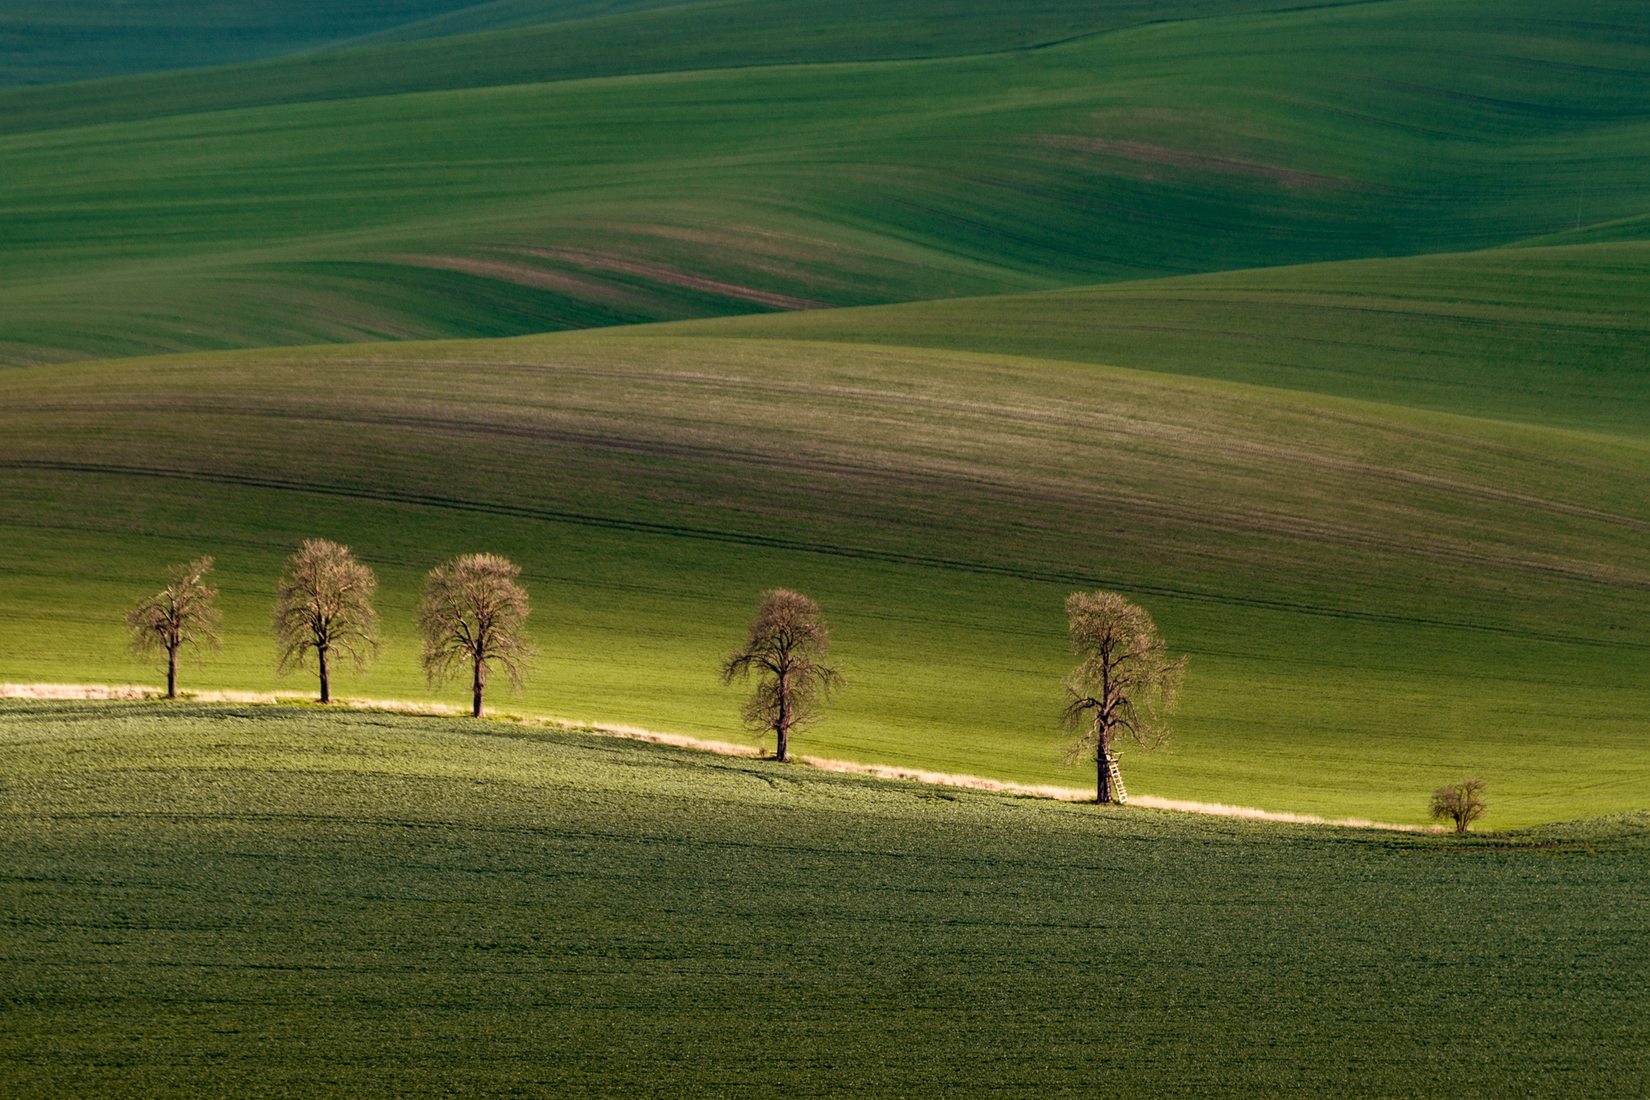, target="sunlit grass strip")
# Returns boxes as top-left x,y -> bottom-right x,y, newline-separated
0,683 -> 1432,830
